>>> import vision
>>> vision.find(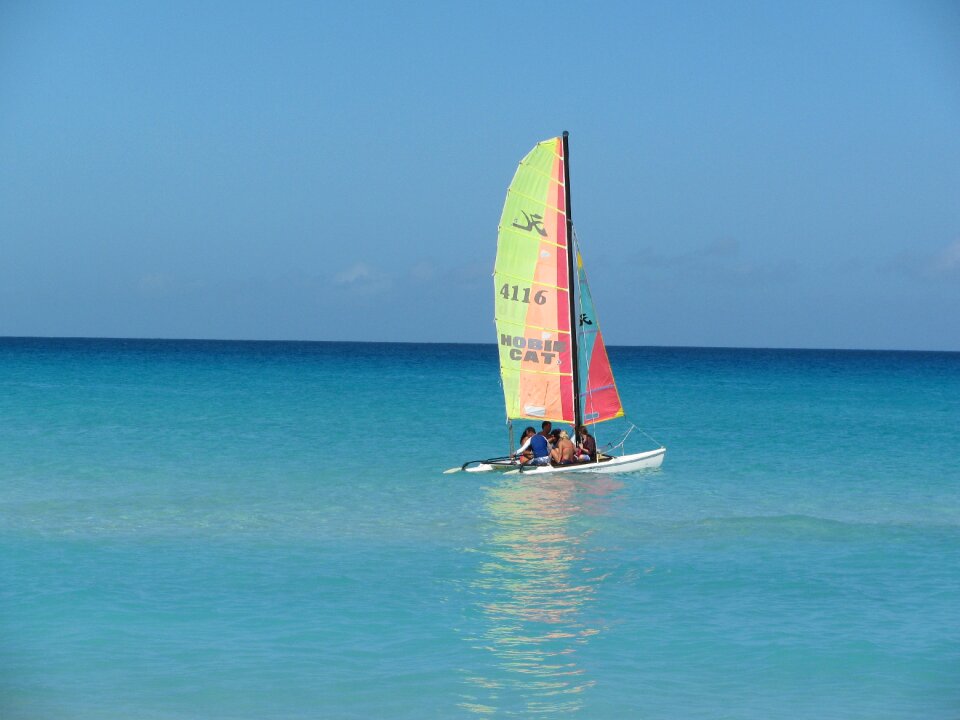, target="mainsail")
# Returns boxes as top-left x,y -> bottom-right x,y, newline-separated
494,135 -> 623,426
494,137 -> 573,422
